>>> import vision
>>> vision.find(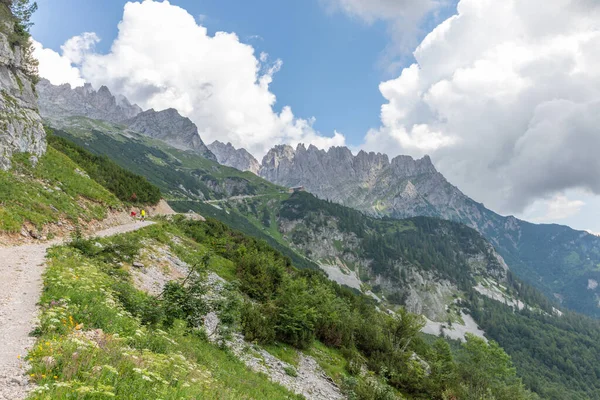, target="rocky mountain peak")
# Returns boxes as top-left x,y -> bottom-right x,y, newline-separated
36,78 -> 142,123
390,154 -> 438,176
259,144 -> 440,197
208,140 -> 260,174
125,108 -> 216,161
